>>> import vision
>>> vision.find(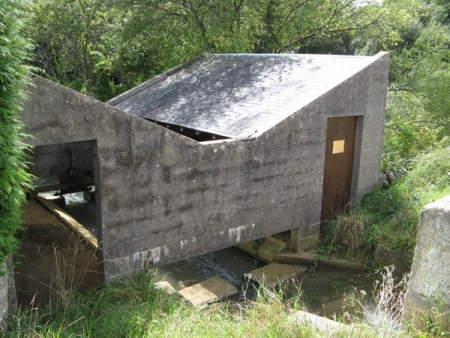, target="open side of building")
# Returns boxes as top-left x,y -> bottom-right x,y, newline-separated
20,52 -> 389,281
